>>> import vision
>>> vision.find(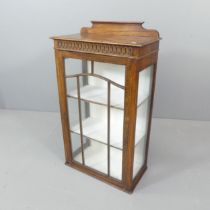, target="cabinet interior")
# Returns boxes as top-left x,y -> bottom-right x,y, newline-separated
66,59 -> 153,180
